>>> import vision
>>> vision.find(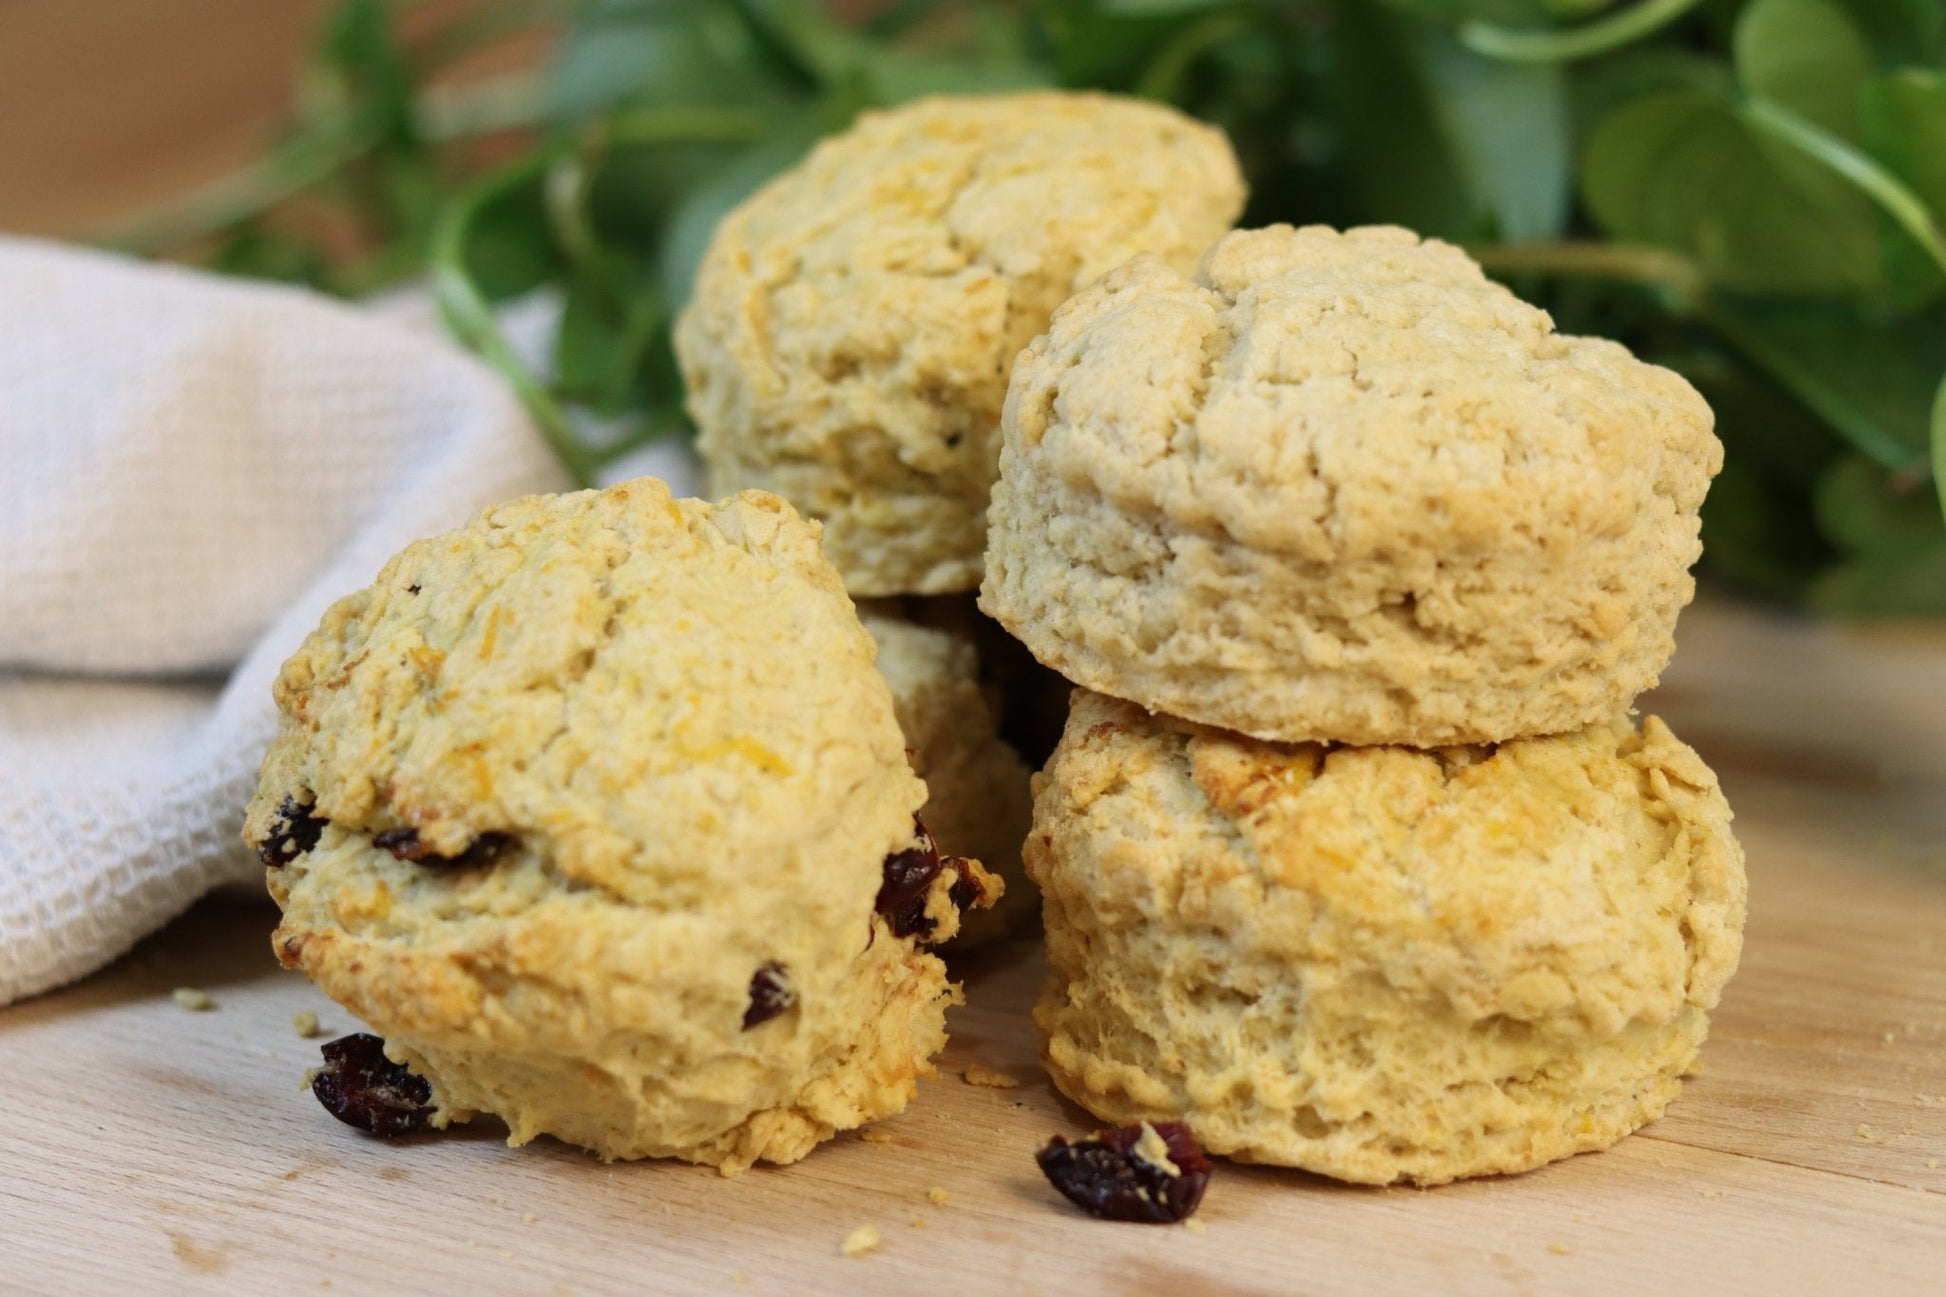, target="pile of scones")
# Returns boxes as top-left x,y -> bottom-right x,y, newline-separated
246,91 -> 1746,1187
